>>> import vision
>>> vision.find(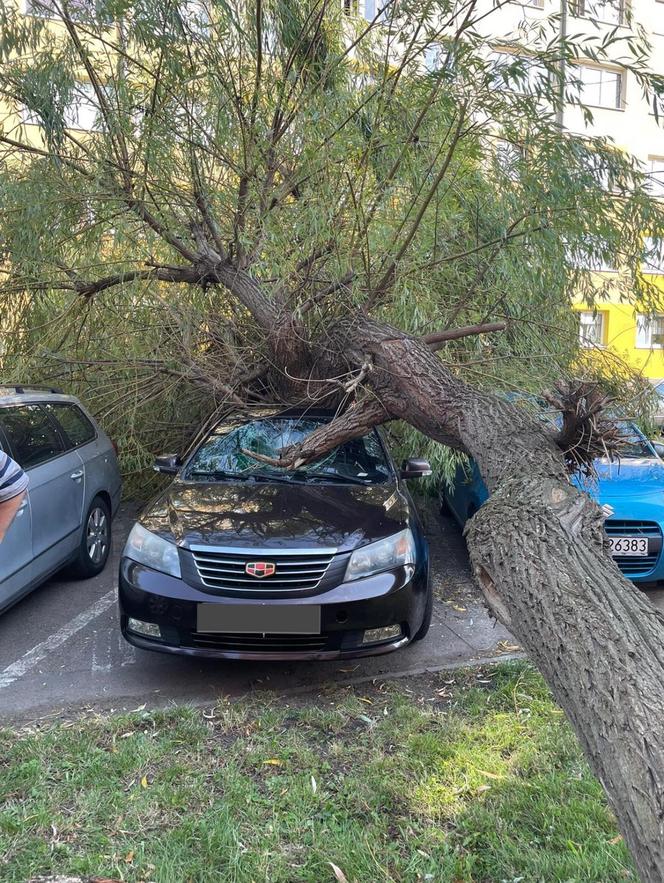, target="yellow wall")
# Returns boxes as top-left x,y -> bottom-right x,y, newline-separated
575,278 -> 664,381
